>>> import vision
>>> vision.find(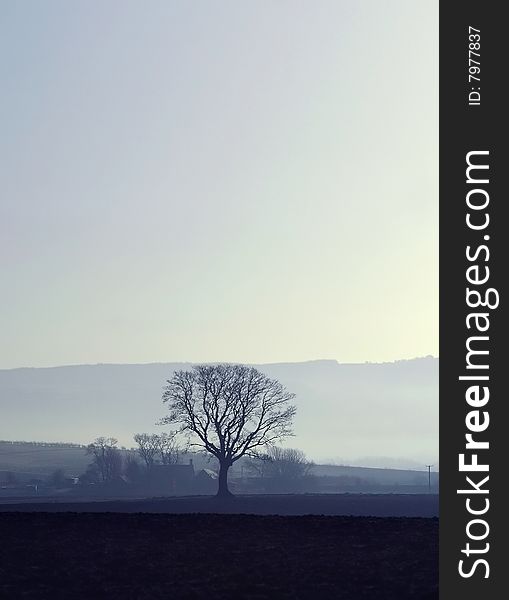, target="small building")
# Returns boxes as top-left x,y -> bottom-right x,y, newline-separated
194,468 -> 218,494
